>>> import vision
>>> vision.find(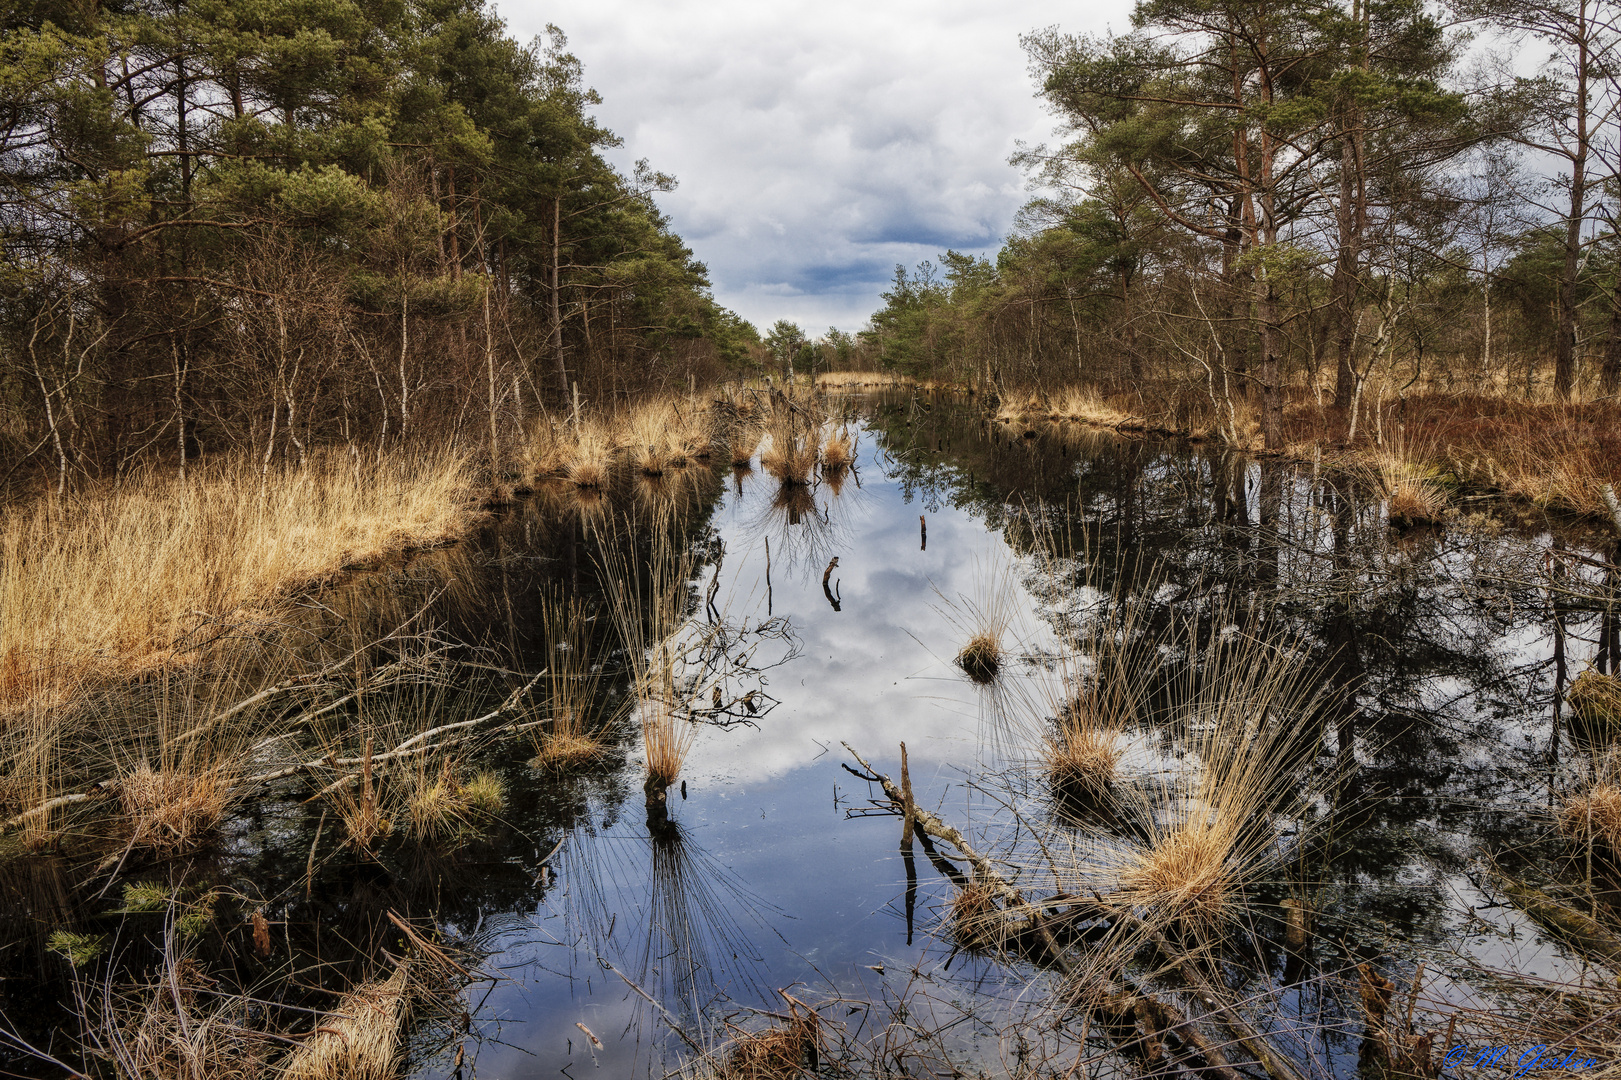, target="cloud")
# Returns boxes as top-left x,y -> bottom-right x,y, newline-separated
496,0 -> 1133,333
